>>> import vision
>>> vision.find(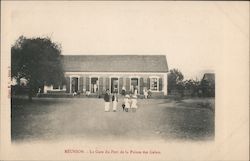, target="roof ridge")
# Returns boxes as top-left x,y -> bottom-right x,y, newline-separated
61,55 -> 166,56
61,55 -> 168,72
